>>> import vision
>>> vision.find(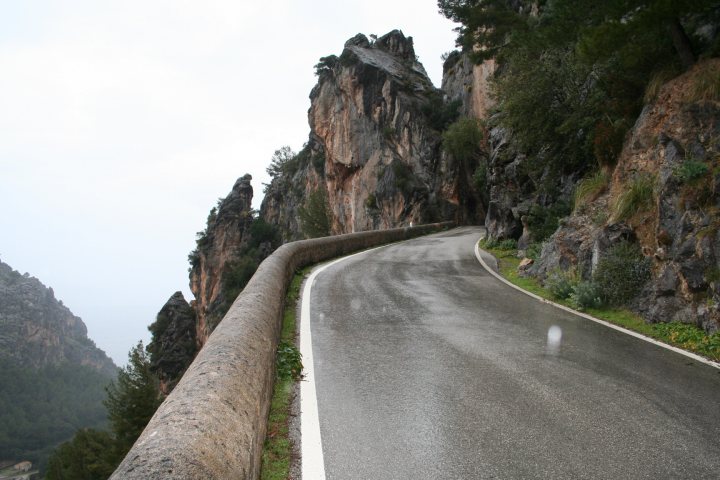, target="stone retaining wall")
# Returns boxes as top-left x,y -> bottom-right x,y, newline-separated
110,222 -> 453,479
